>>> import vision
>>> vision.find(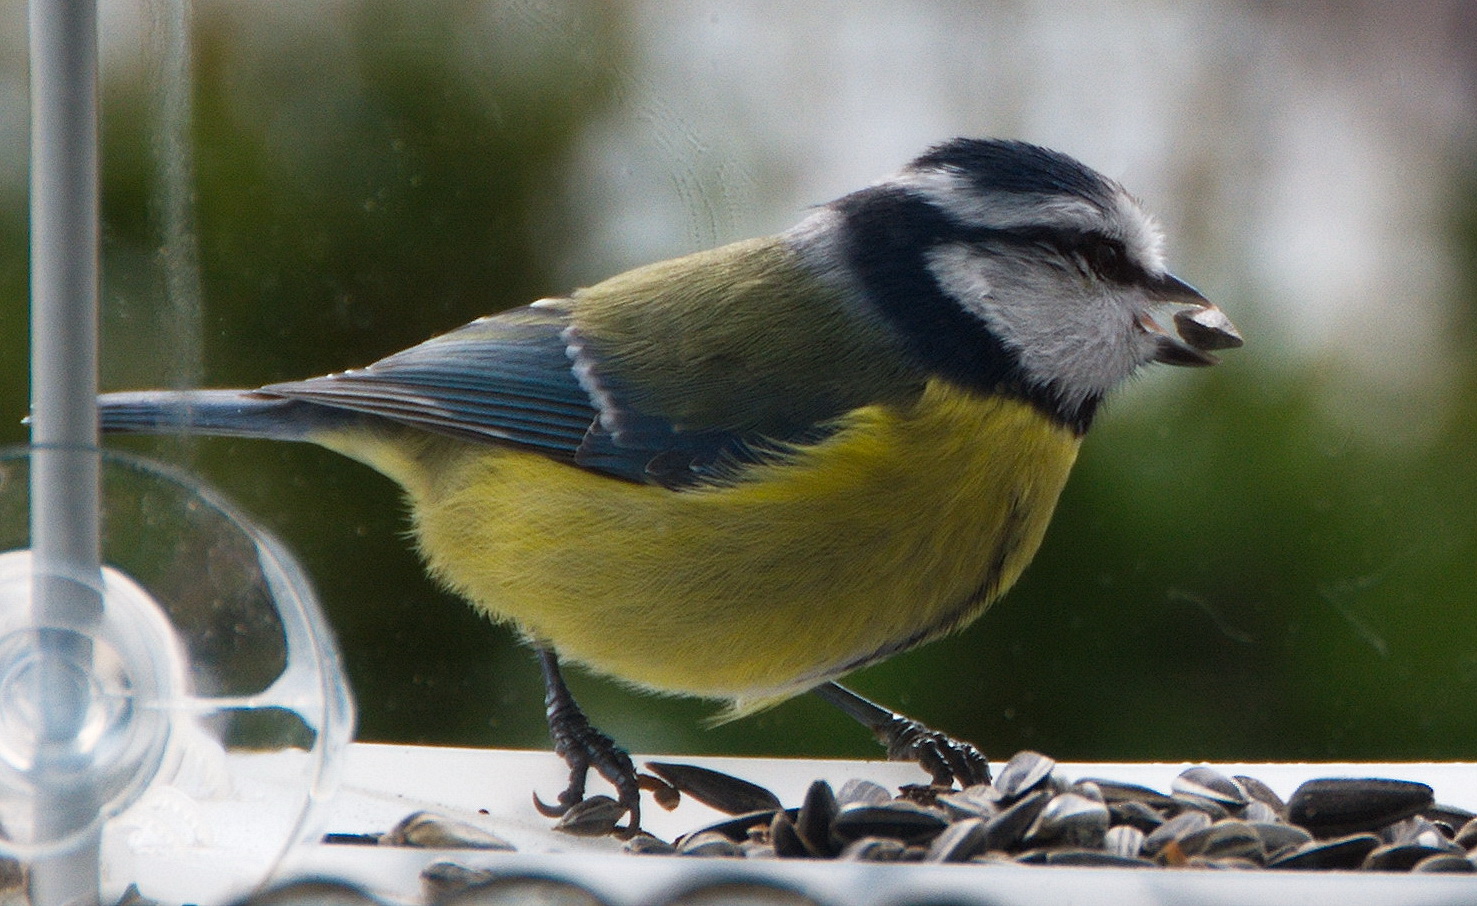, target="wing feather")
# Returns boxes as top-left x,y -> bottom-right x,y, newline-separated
260,237 -> 924,488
